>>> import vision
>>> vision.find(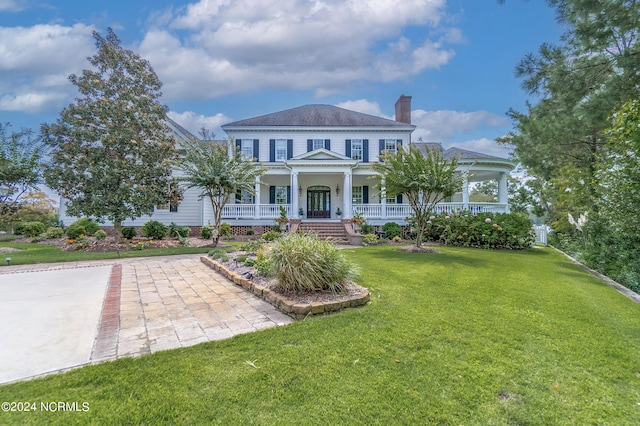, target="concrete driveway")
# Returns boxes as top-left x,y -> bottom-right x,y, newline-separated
0,254 -> 293,384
